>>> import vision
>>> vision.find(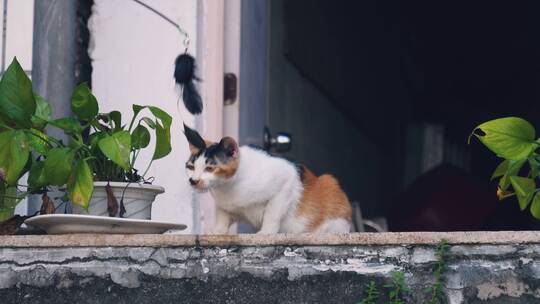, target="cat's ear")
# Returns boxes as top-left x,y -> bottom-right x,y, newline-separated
219,137 -> 239,159
183,123 -> 206,154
